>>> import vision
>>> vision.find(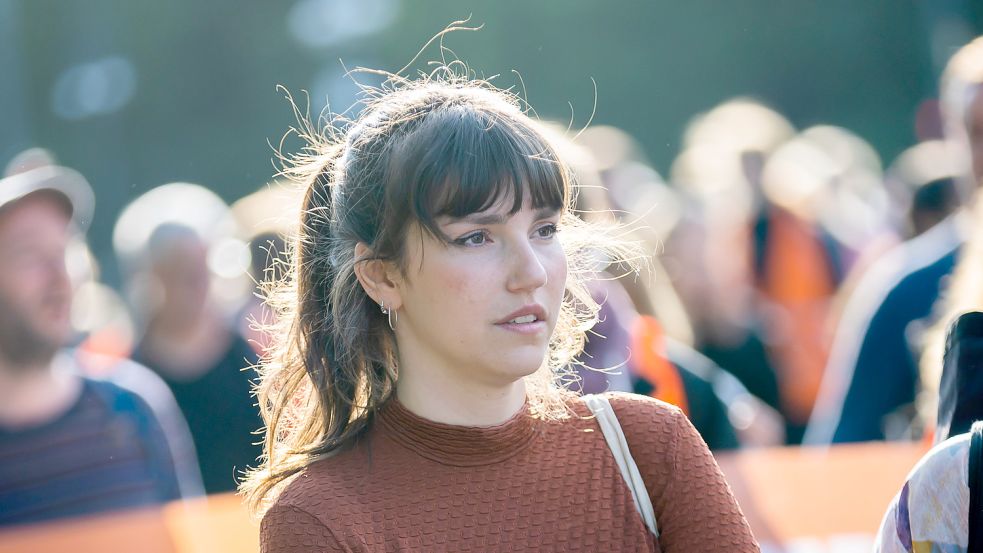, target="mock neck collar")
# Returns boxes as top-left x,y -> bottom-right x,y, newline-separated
376,396 -> 542,467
